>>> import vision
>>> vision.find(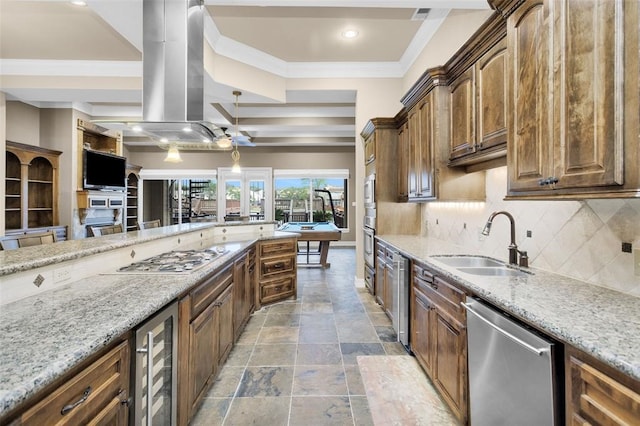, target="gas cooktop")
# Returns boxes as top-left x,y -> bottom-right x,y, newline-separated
116,247 -> 227,274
